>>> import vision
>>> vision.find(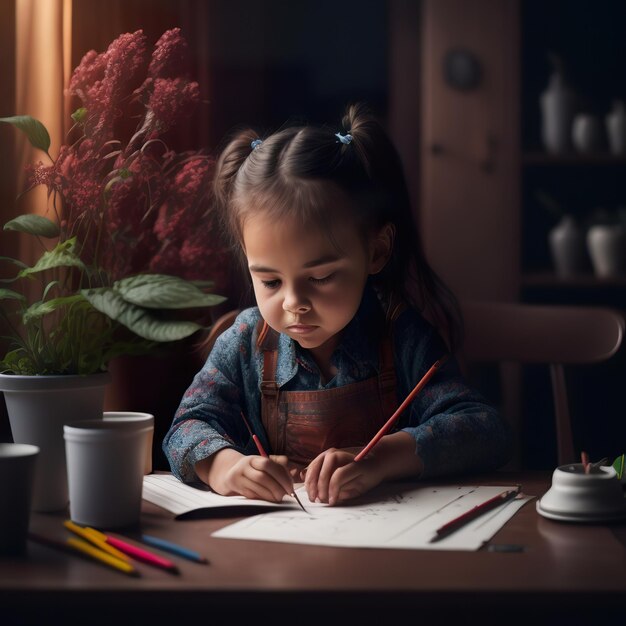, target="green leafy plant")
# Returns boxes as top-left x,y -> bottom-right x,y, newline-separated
0,201 -> 225,375
0,29 -> 227,375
